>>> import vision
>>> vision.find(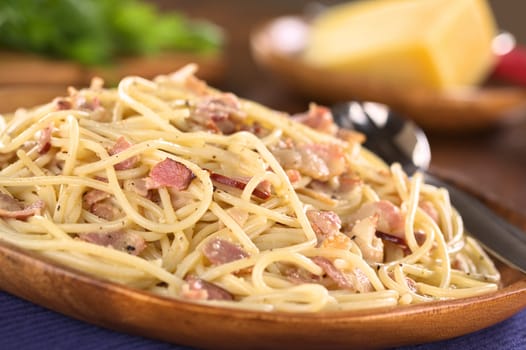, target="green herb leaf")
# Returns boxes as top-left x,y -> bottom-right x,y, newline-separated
0,0 -> 223,65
